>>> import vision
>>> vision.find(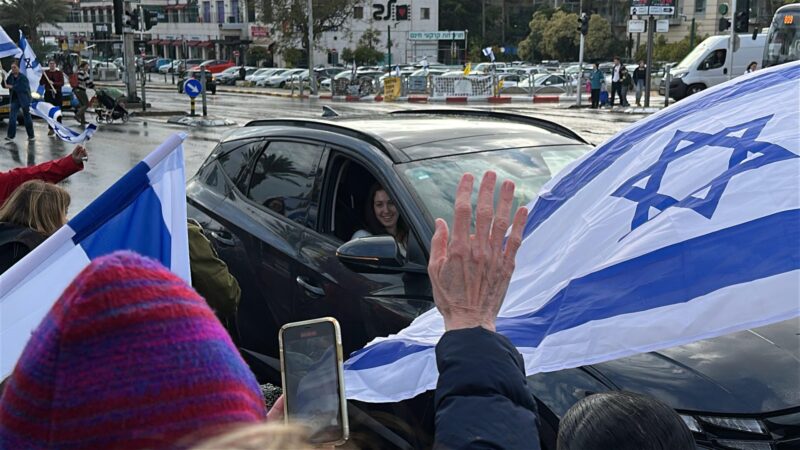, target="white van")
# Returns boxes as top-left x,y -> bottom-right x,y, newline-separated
660,33 -> 766,100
